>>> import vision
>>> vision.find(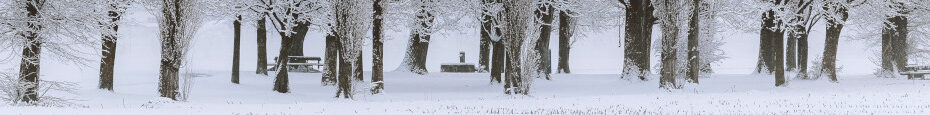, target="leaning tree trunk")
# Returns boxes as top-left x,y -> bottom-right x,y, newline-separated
658,0 -> 679,89
822,6 -> 847,82
622,0 -> 655,80
371,0 -> 385,94
535,5 -> 554,80
256,15 -> 269,75
686,0 -> 701,84
273,30 -> 297,93
557,10 -> 573,74
19,0 -> 42,102
158,0 -> 184,100
100,9 -> 121,91
231,16 -> 242,84
322,33 -> 338,85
